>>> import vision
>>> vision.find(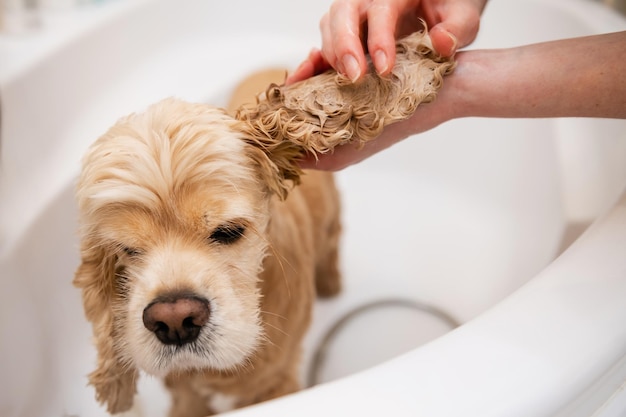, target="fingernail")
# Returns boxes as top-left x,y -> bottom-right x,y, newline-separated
342,54 -> 361,82
446,31 -> 458,55
374,50 -> 389,74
